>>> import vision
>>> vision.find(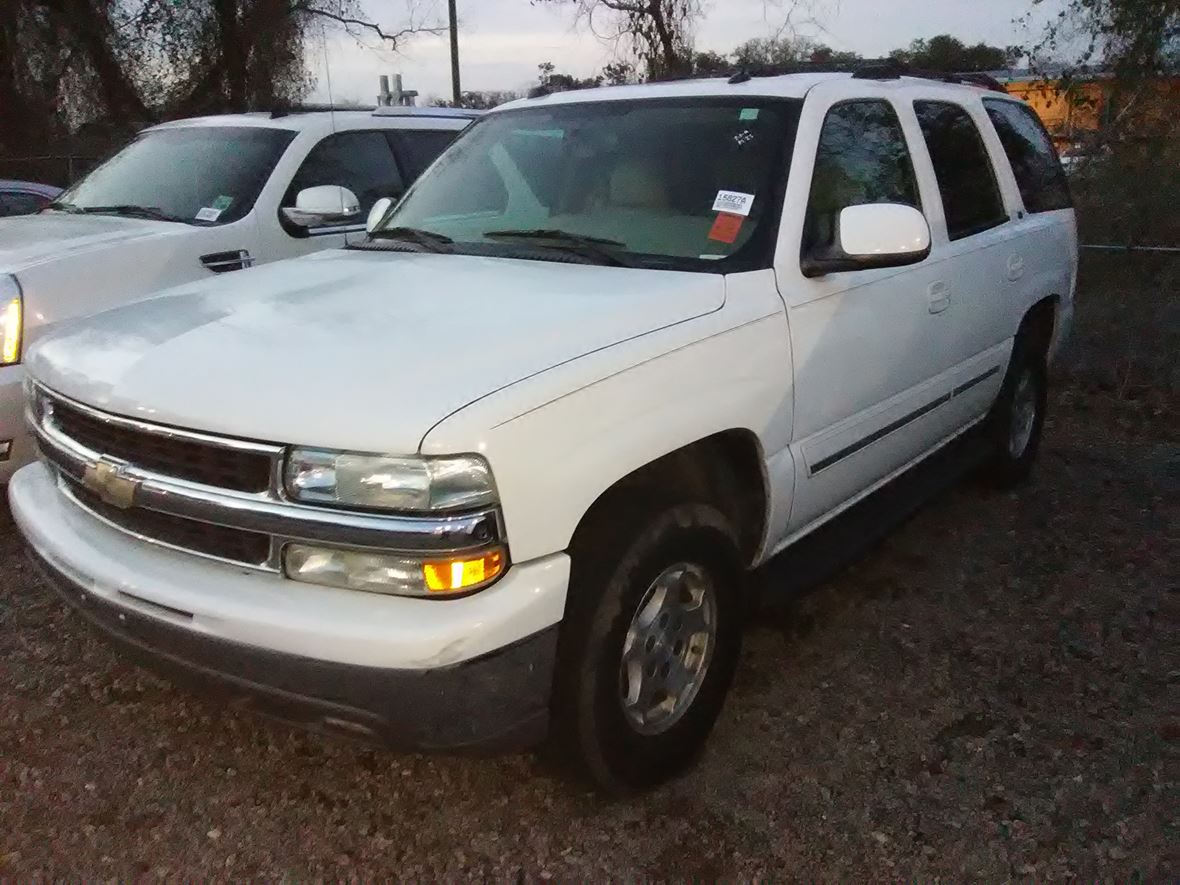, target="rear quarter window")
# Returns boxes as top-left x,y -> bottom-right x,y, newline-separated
914,100 -> 1009,241
983,98 -> 1072,213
